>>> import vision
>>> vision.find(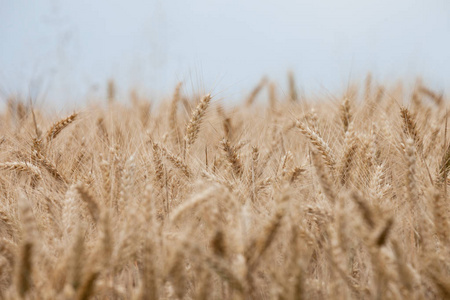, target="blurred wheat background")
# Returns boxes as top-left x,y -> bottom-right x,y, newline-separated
1,0 -> 450,299
1,0 -> 449,106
